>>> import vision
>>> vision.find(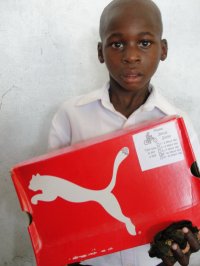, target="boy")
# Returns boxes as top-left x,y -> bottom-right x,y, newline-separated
48,0 -> 200,265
